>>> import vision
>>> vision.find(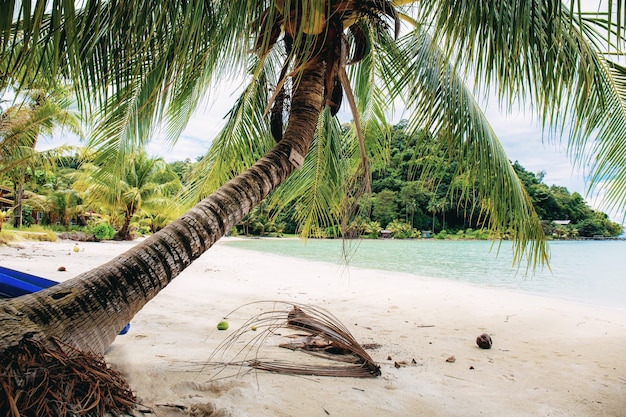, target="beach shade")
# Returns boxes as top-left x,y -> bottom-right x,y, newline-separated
0,265 -> 130,335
